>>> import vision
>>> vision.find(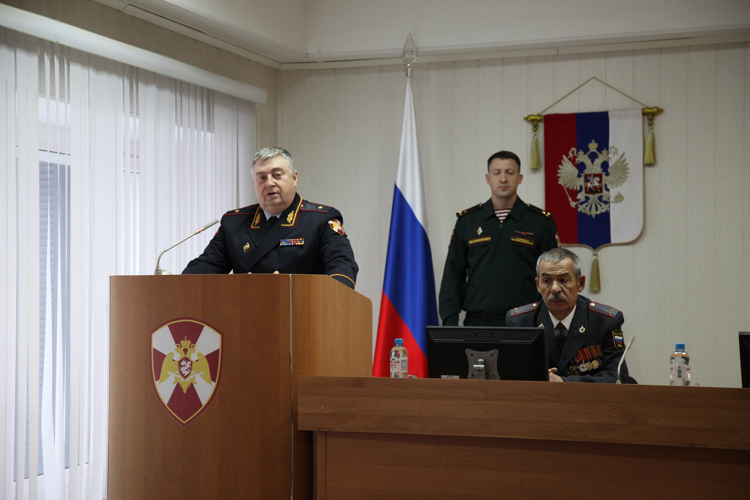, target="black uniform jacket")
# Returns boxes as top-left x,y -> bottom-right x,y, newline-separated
505,294 -> 635,383
439,196 -> 558,326
182,193 -> 358,289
